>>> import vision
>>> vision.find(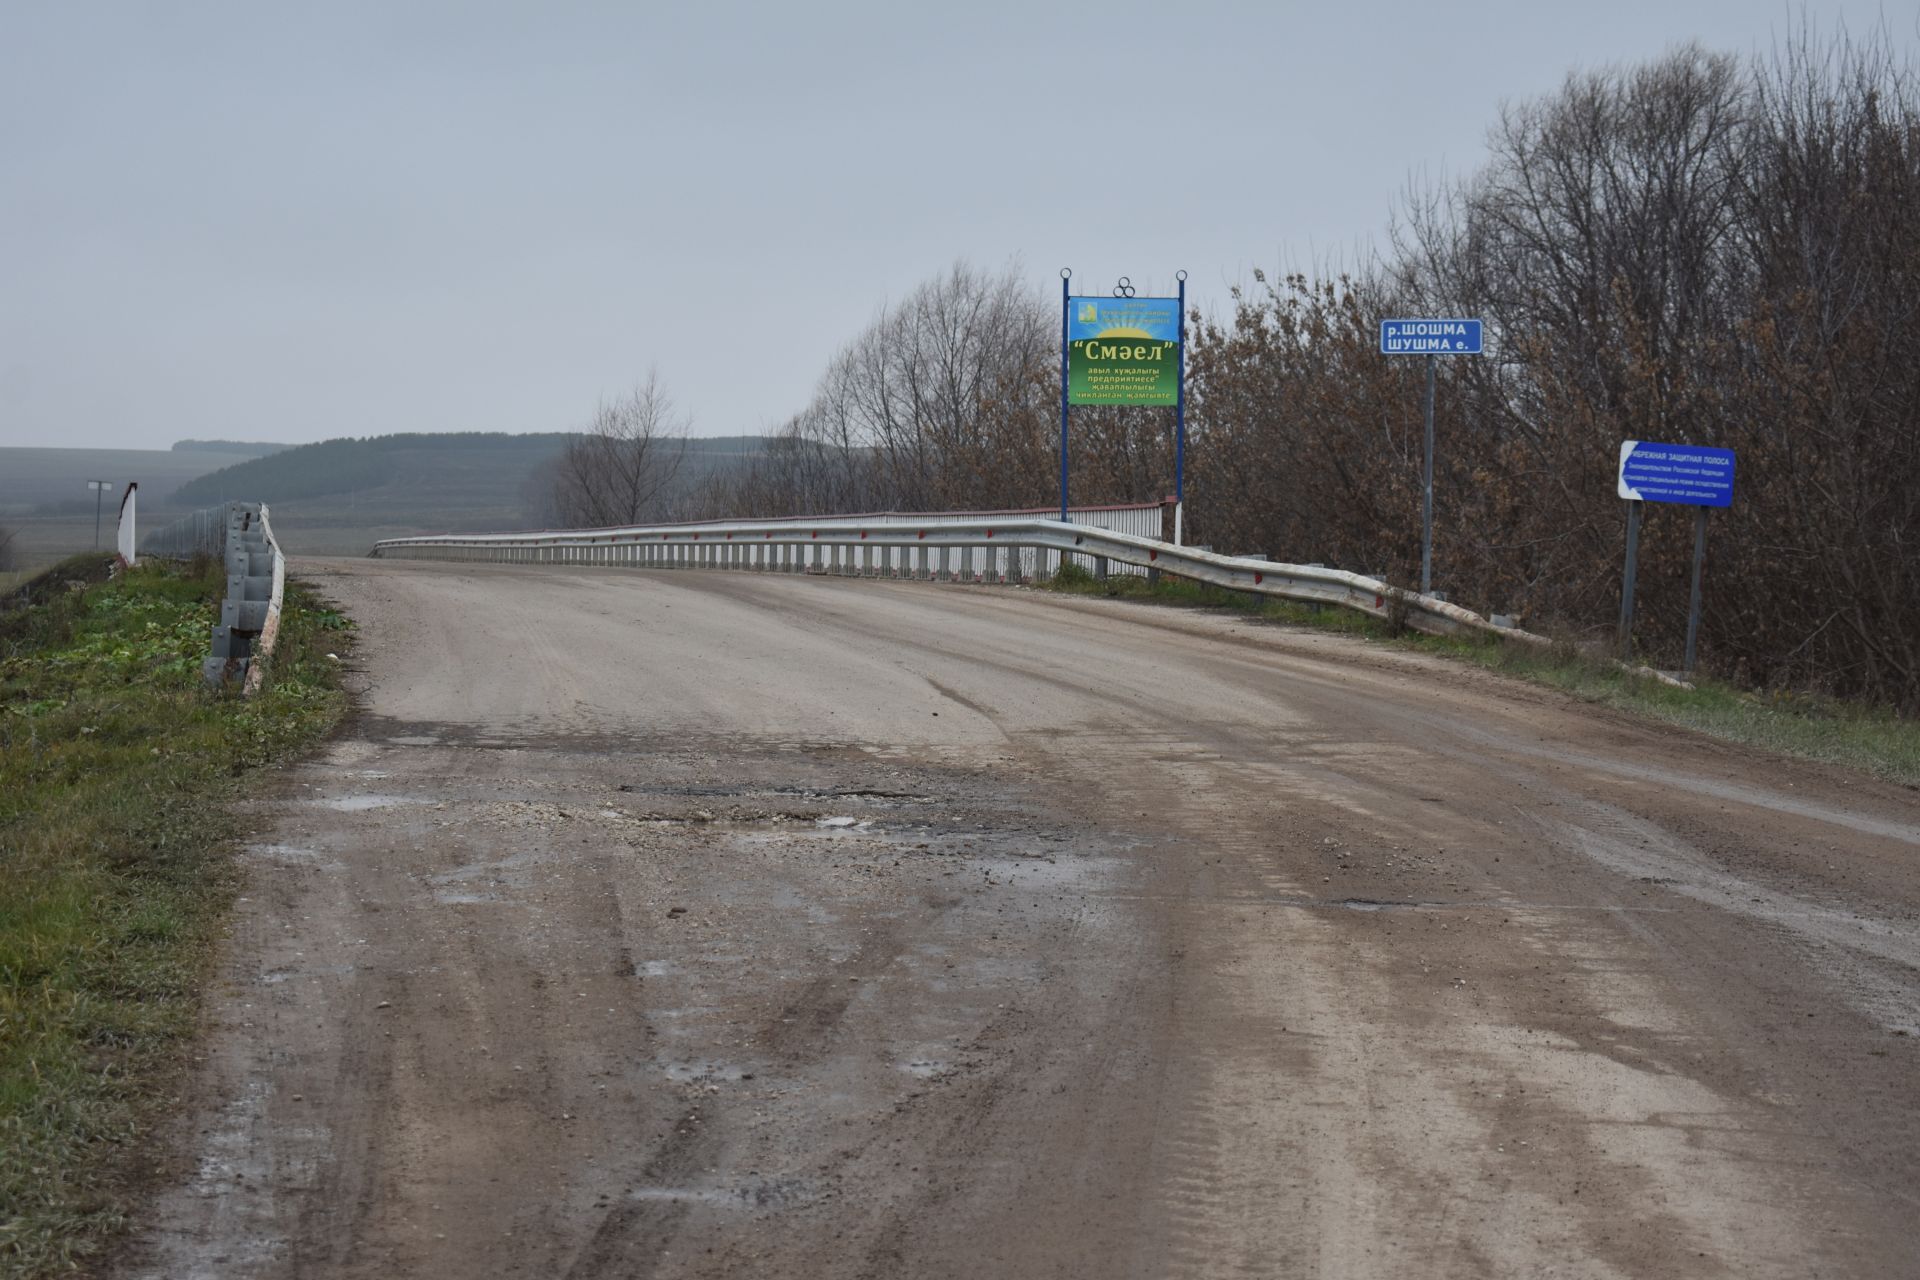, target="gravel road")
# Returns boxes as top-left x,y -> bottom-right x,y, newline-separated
122,558 -> 1920,1278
